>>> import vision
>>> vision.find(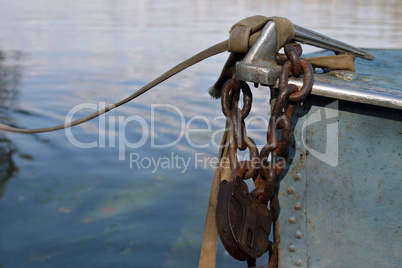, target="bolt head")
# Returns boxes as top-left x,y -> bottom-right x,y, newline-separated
296,231 -> 303,239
